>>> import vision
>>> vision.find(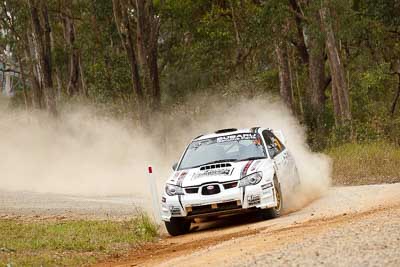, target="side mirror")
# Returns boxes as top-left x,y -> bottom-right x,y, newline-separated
172,162 -> 178,171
